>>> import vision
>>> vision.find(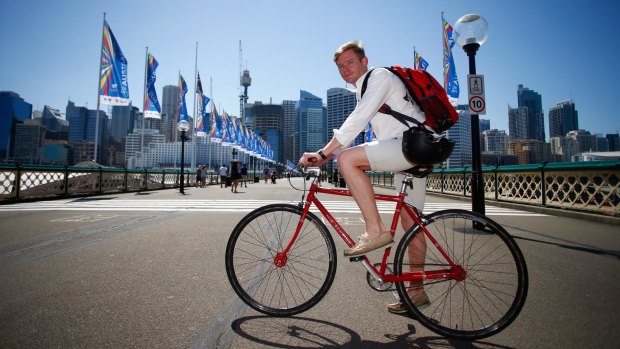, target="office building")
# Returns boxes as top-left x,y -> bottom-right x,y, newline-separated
245,102 -> 284,163
110,104 -> 139,145
297,90 -> 326,156
162,85 -> 178,143
567,129 -> 597,153
125,128 -> 165,168
0,91 -> 33,160
481,129 -> 509,153
66,101 -> 109,165
13,119 -> 45,164
40,105 -> 69,134
606,133 -> 620,151
508,139 -> 550,164
479,118 -> 490,133
326,88 -> 356,171
508,105 -> 529,140
517,84 -> 545,141
550,136 -> 579,162
445,106 -> 472,168
282,100 -> 297,163
548,100 -> 578,138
